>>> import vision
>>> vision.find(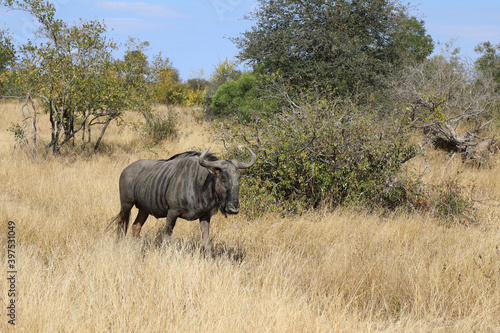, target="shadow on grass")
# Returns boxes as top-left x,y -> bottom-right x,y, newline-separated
139,232 -> 246,263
